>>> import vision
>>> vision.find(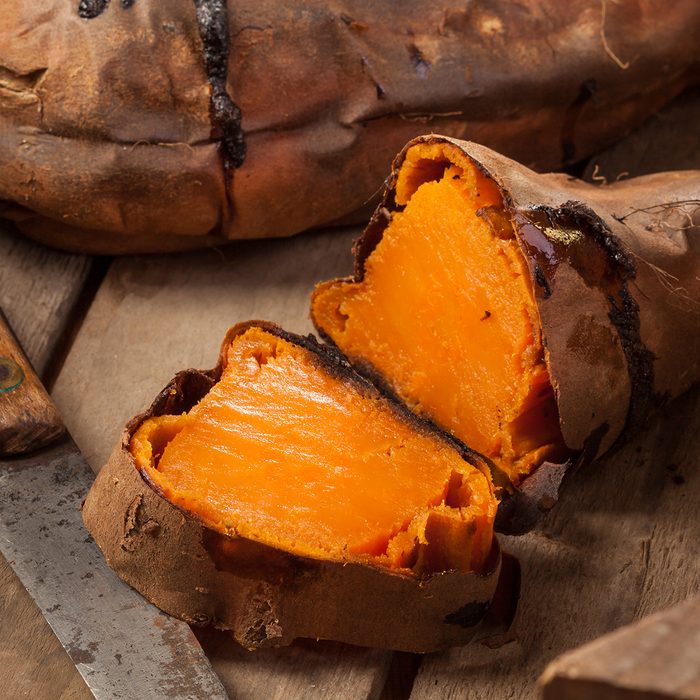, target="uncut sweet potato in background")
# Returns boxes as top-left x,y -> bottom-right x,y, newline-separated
311,136 -> 700,532
1,1 -> 699,253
